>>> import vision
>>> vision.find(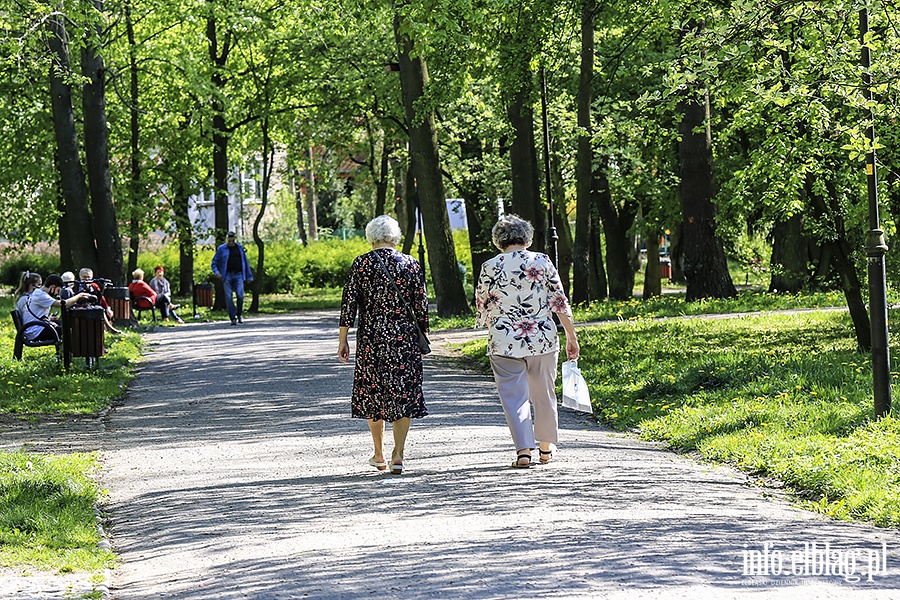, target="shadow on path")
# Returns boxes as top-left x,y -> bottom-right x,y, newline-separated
103,311 -> 900,599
